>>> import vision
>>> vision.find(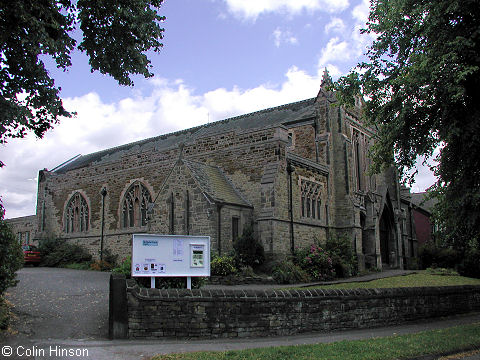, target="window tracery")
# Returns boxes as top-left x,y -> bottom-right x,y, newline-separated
300,179 -> 323,220
122,182 -> 152,228
352,129 -> 370,192
65,192 -> 89,233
